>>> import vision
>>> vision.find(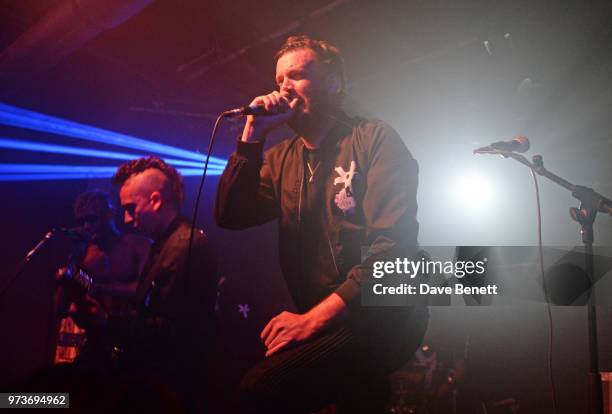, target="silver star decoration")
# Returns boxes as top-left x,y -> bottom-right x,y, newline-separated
238,304 -> 250,319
